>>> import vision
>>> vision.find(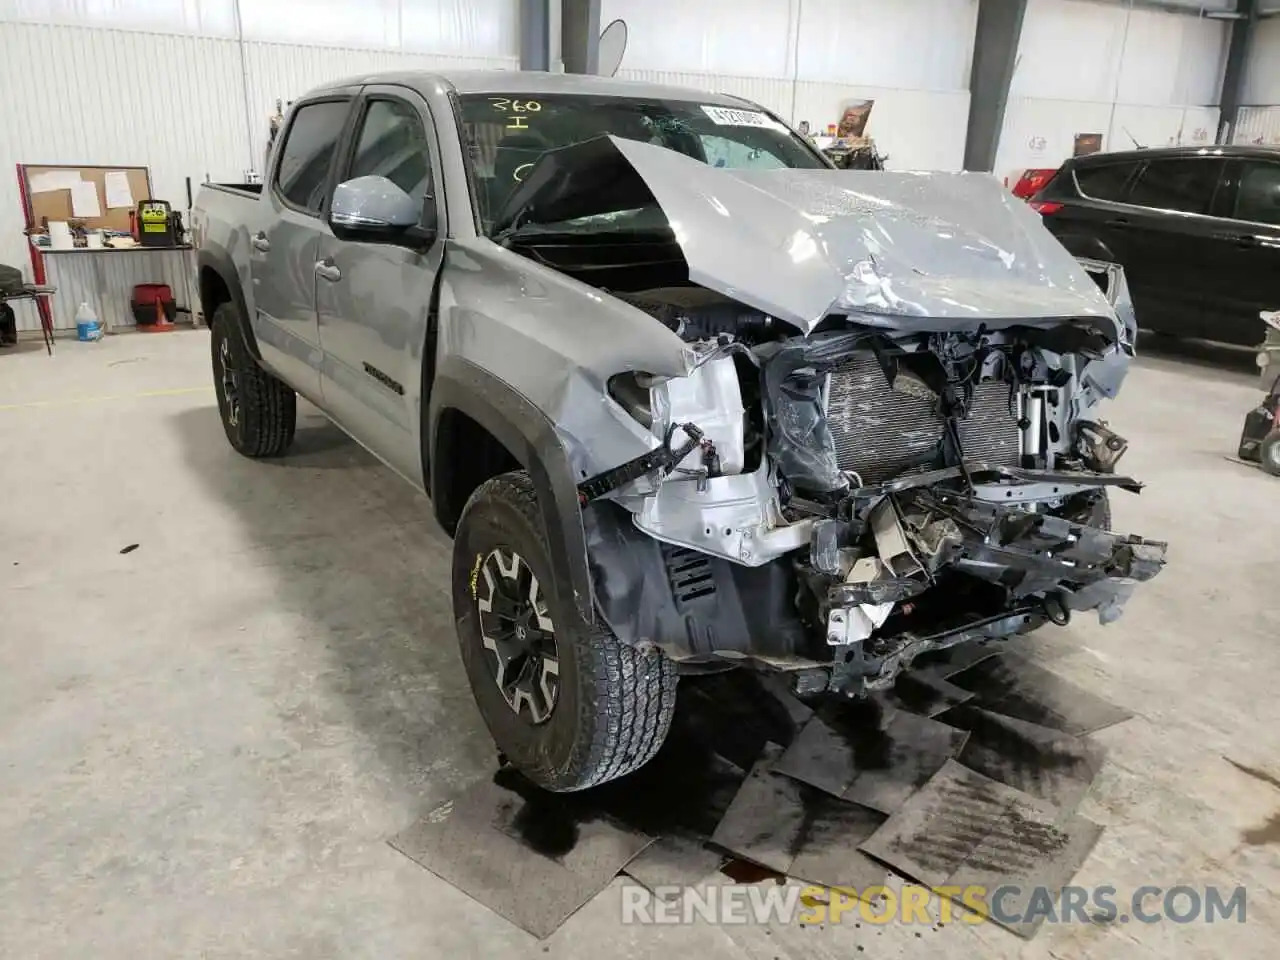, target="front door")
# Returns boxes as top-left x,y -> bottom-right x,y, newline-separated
1205,157 -> 1280,346
315,88 -> 446,487
248,97 -> 352,400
